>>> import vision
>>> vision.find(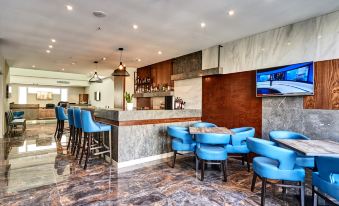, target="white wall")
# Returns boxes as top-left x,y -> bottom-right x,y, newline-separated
125,67 -> 137,106
203,10 -> 339,73
86,78 -> 115,109
0,54 -> 10,136
174,77 -> 202,110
